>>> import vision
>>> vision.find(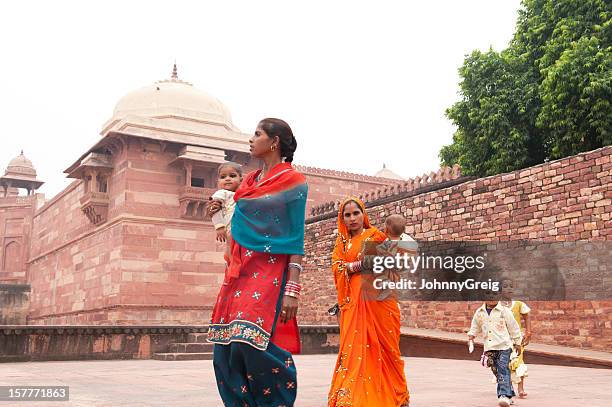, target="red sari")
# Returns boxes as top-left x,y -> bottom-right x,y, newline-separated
207,163 -> 307,407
